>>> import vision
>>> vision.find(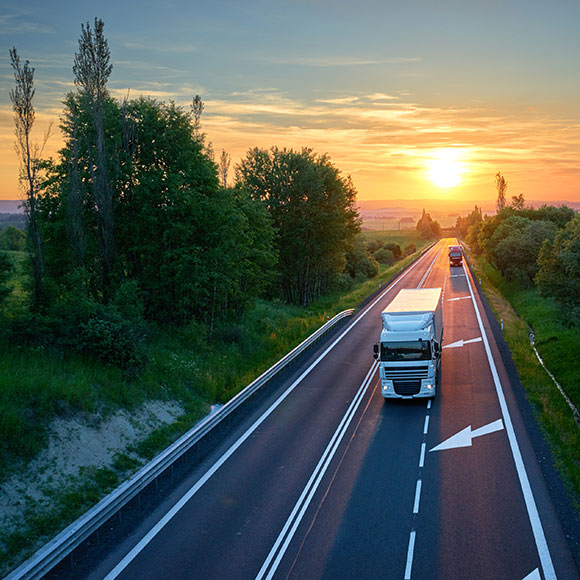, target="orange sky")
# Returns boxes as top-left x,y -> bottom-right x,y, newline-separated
2,1 -> 579,205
